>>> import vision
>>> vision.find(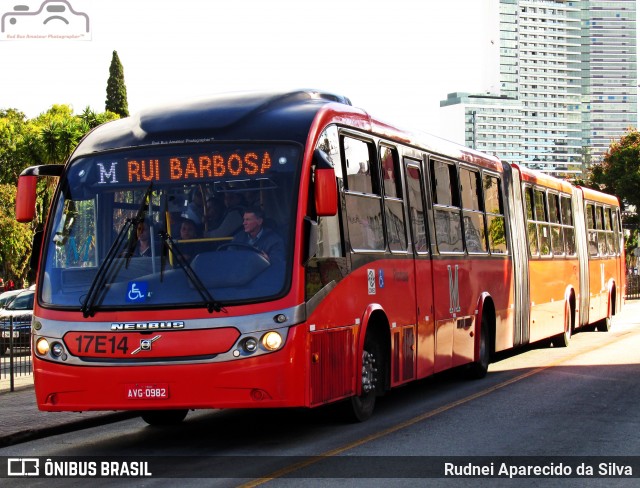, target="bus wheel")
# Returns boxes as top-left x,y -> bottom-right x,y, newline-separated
596,316 -> 611,332
467,319 -> 490,379
141,409 -> 188,426
345,339 -> 380,422
553,305 -> 572,347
